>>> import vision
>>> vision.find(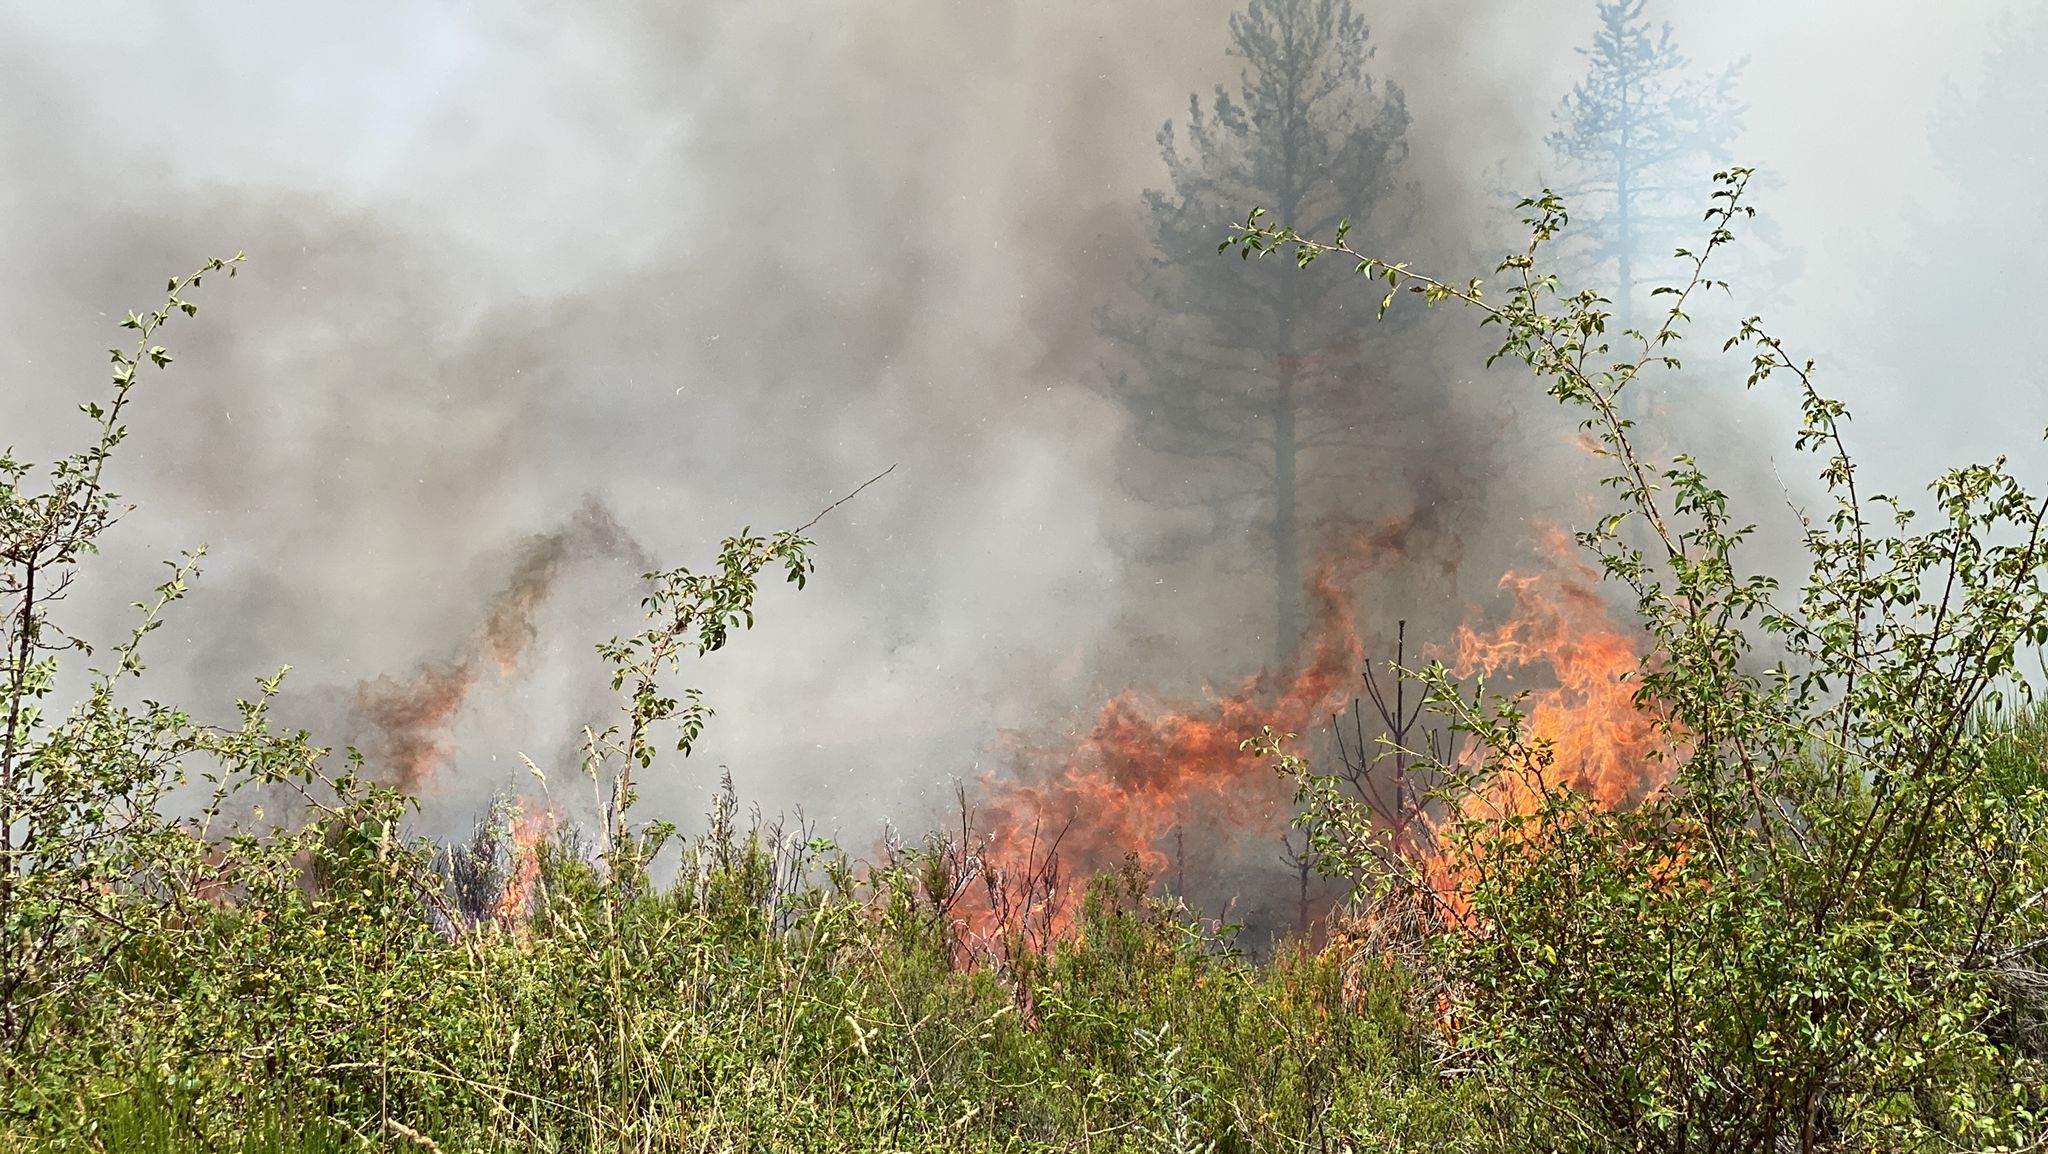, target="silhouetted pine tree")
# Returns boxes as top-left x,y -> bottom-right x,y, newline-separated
1101,0 -> 1413,665
1548,0 -> 1745,335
